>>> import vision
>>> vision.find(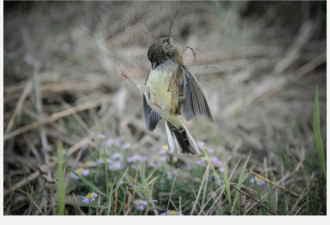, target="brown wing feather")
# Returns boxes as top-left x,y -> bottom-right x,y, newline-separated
181,65 -> 214,122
